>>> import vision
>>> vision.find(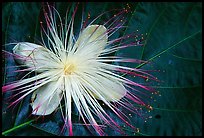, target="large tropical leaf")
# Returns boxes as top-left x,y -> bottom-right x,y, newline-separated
2,2 -> 202,136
